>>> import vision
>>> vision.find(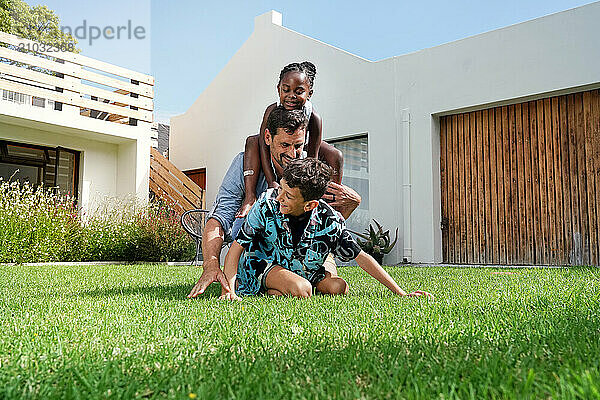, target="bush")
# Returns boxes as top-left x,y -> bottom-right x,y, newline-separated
81,200 -> 195,262
0,179 -> 195,263
0,180 -> 81,263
